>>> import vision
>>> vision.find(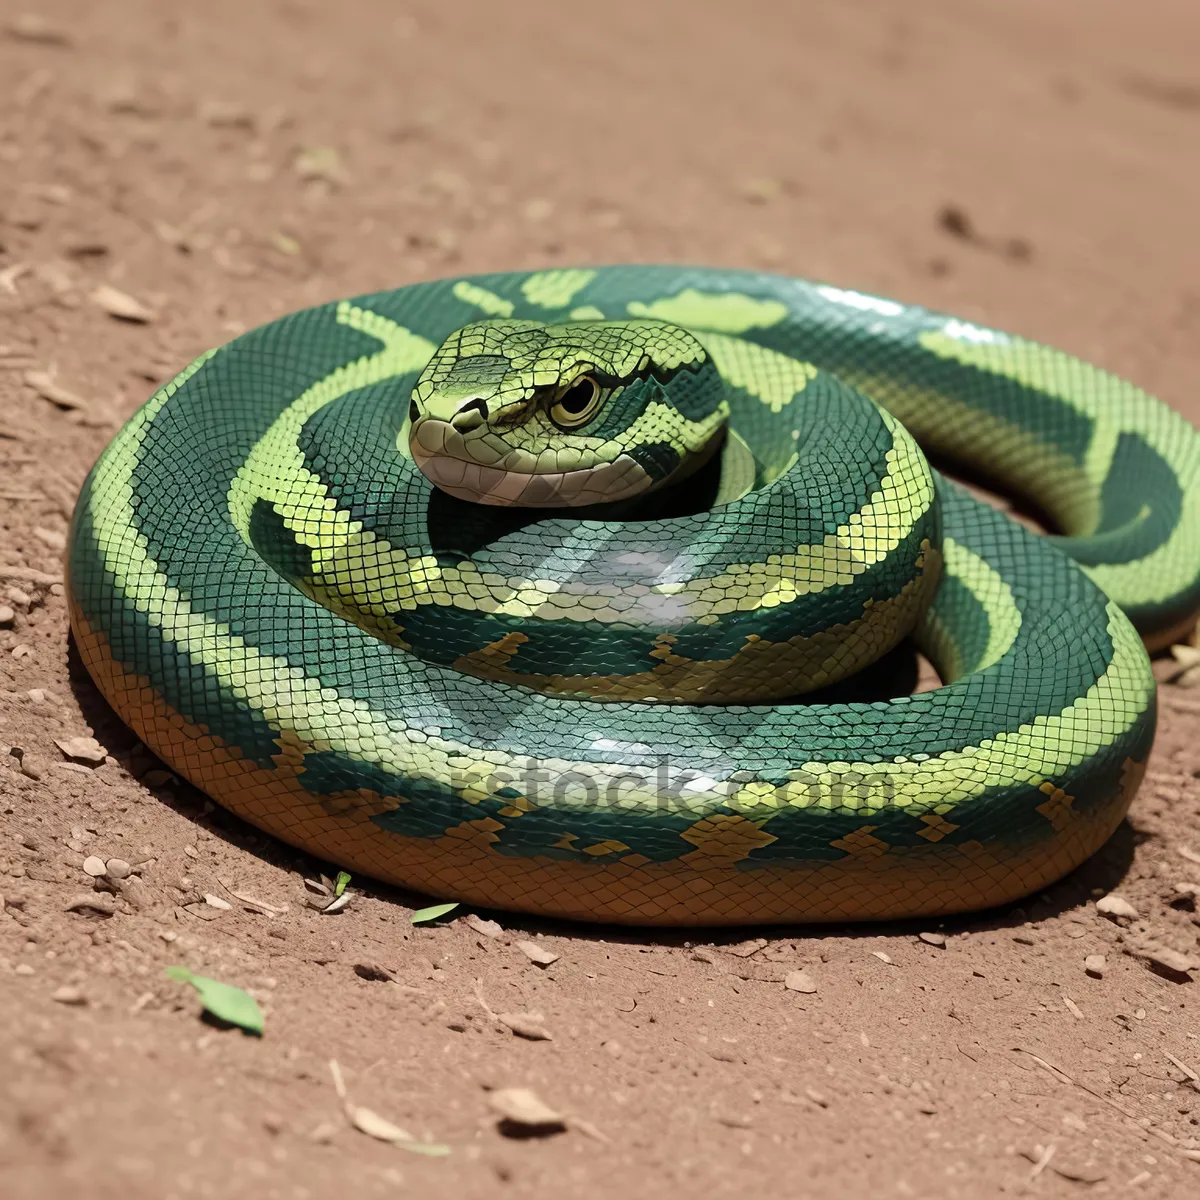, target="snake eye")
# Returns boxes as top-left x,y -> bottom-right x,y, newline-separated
548,376 -> 602,430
